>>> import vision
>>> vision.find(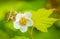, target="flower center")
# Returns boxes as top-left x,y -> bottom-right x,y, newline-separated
19,17 -> 27,26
